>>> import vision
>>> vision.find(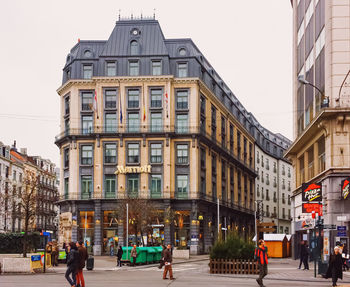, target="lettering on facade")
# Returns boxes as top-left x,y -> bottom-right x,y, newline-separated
302,203 -> 323,215
114,165 -> 152,175
302,183 -> 322,202
341,178 -> 350,200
